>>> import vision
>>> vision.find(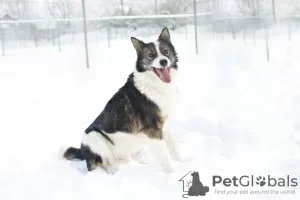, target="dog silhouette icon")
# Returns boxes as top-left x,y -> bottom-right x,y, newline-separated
188,171 -> 209,196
